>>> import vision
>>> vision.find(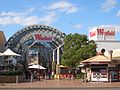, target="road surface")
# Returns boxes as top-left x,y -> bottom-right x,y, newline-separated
0,88 -> 120,90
